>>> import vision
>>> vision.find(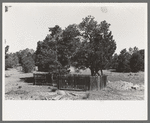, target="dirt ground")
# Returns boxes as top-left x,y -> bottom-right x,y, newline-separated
4,68 -> 144,100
